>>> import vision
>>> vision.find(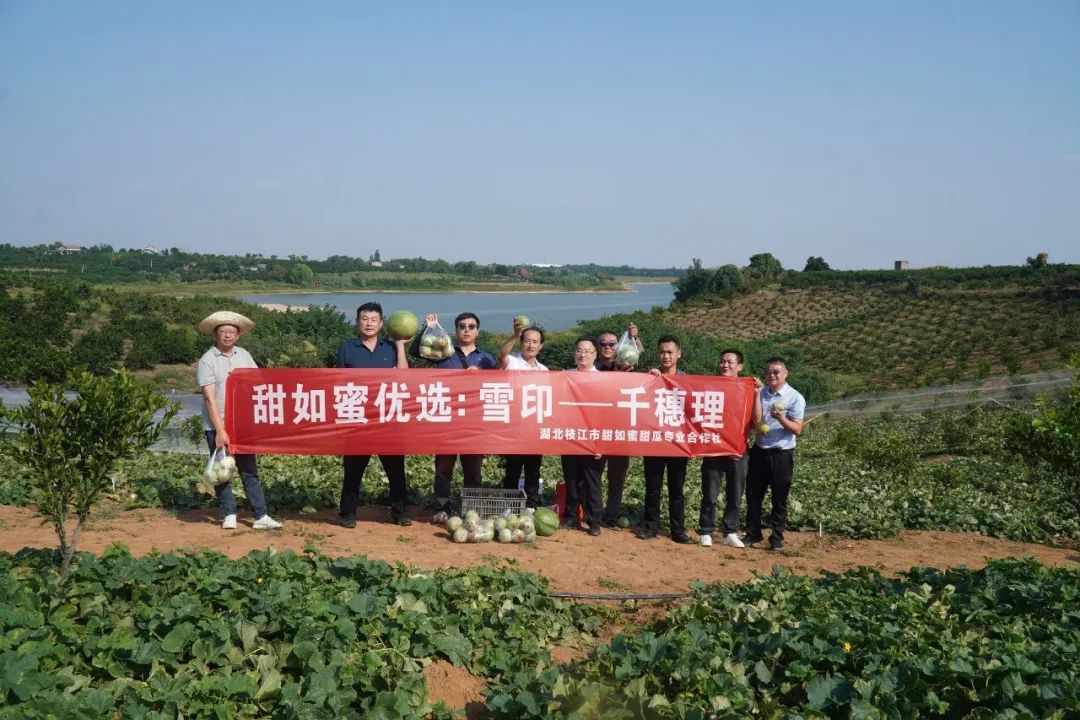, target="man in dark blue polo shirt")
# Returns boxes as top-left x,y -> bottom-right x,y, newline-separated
335,301 -> 412,528
410,312 -> 498,522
